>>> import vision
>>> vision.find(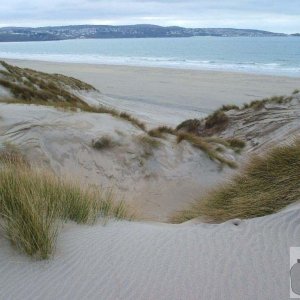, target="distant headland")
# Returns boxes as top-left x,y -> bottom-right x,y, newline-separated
0,24 -> 298,42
